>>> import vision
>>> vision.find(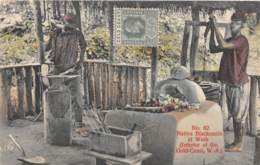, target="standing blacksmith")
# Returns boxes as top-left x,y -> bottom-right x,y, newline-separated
209,12 -> 250,152
45,14 -> 86,126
